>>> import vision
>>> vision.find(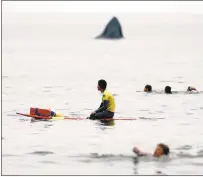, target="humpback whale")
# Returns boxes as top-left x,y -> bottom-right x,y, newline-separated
96,16 -> 124,39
